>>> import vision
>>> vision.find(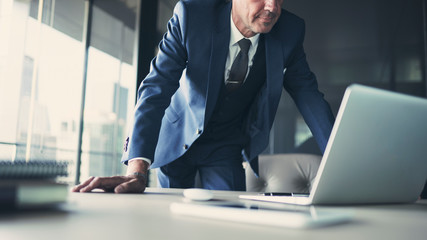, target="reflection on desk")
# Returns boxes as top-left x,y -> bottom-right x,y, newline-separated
0,188 -> 426,240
